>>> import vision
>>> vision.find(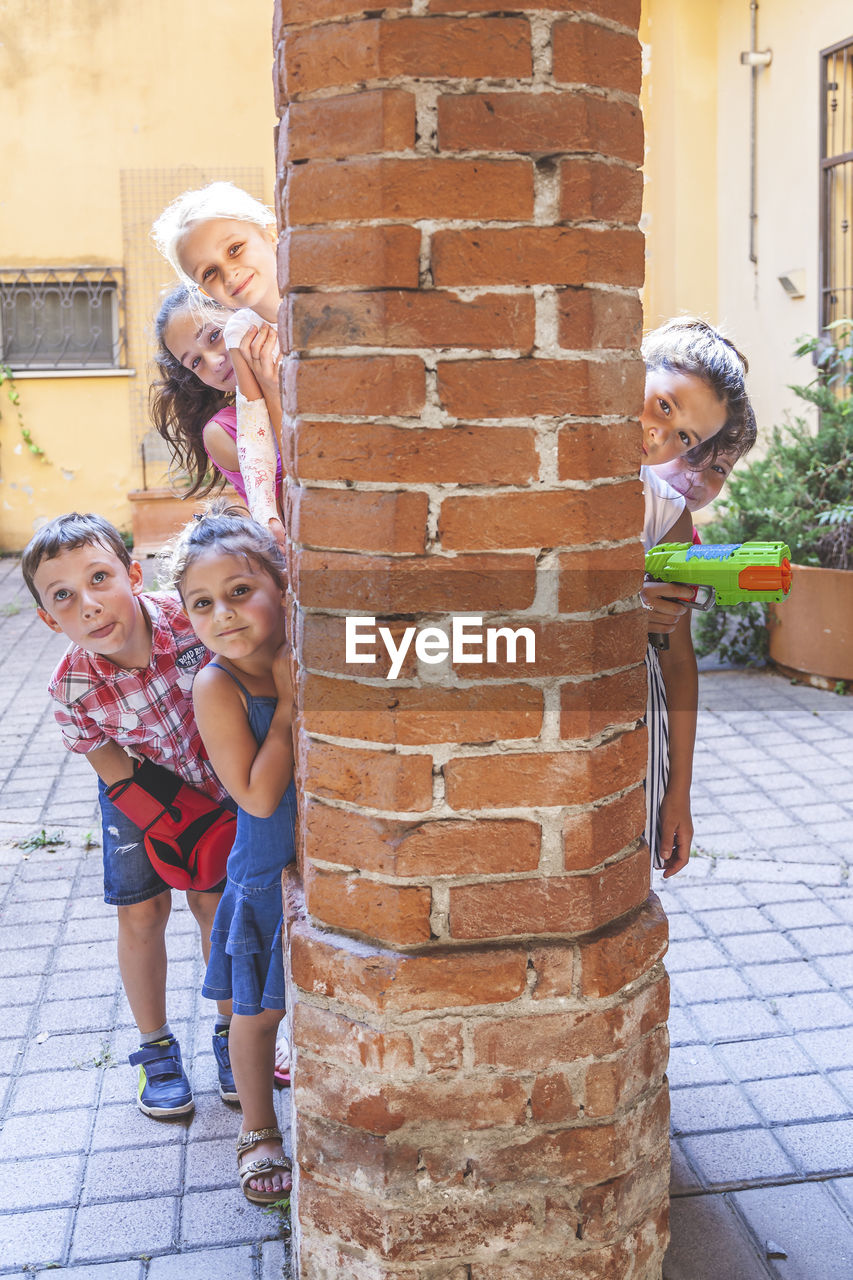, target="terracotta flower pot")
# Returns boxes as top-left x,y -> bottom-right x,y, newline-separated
768,562 -> 853,681
128,488 -> 207,557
